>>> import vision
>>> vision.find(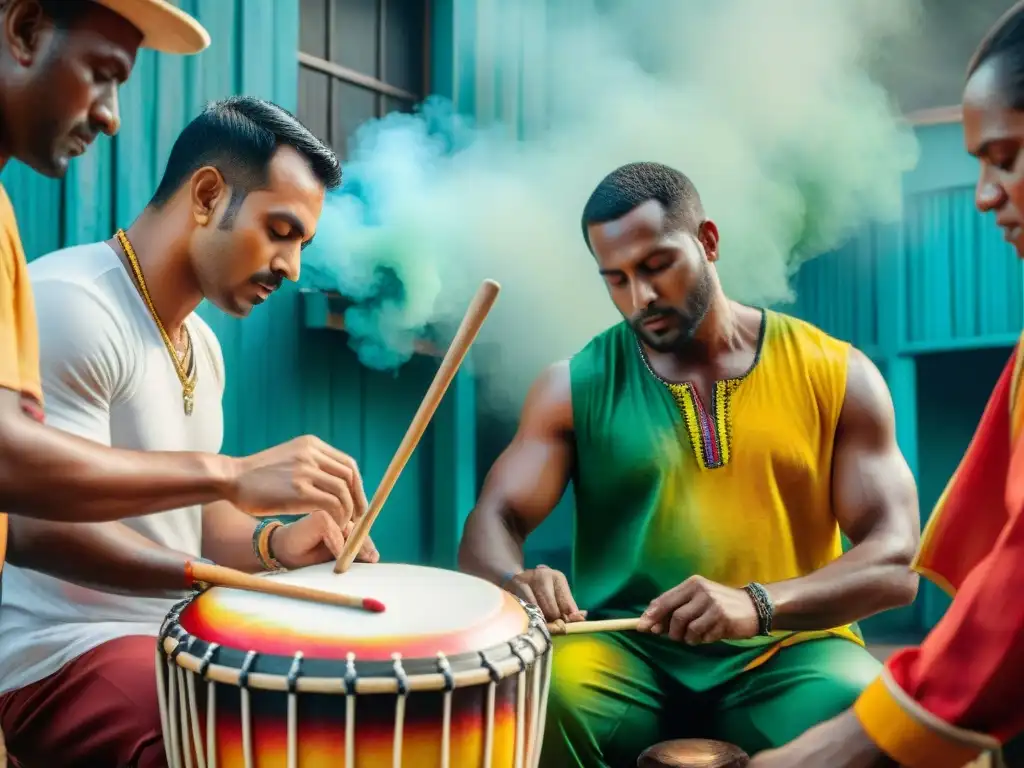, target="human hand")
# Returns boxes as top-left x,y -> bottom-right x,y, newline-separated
636,575 -> 760,644
229,436 -> 368,527
504,565 -> 588,623
747,710 -> 895,768
268,510 -> 380,569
